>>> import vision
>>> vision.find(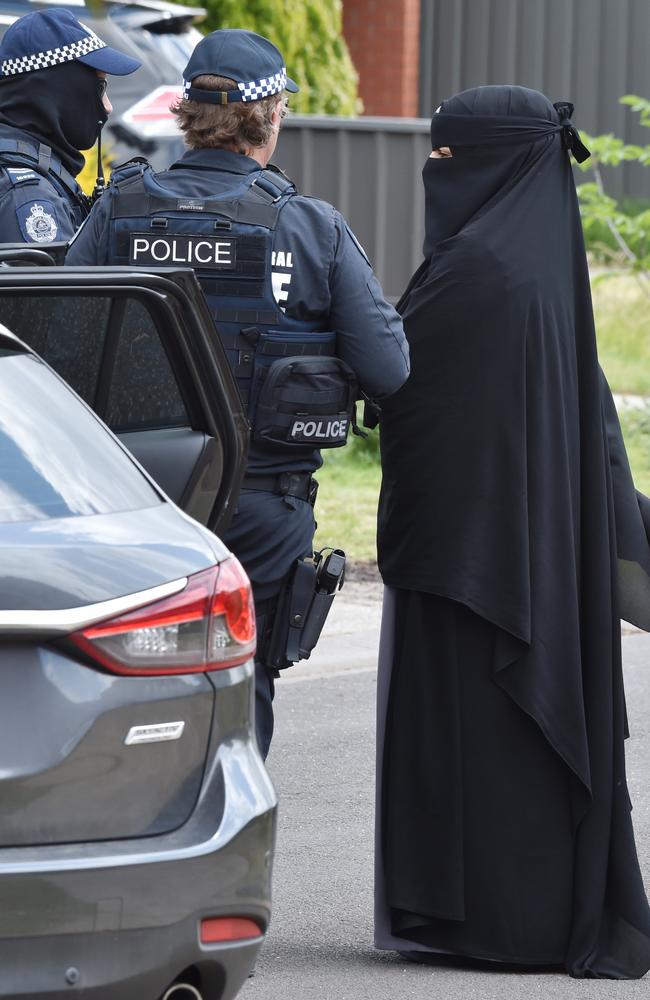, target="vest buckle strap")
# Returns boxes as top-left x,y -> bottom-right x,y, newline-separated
249,176 -> 281,204
37,143 -> 52,173
250,169 -> 295,203
0,138 -> 80,202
